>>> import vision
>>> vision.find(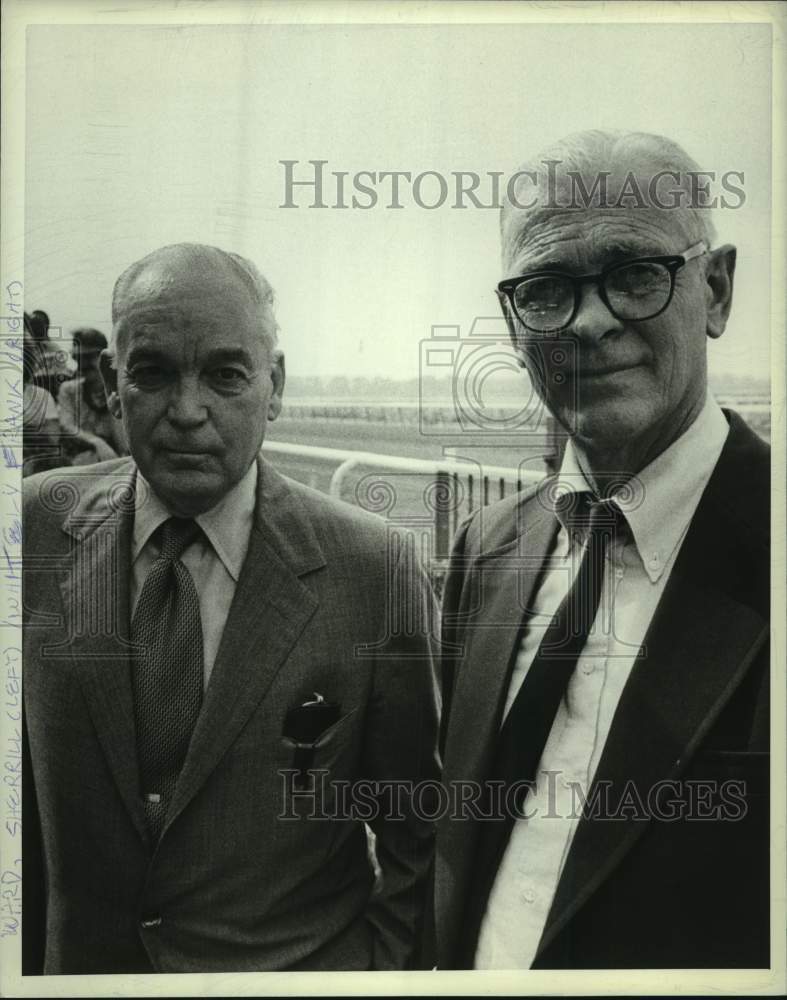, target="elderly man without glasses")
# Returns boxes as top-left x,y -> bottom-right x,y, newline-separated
433,130 -> 770,969
23,243 -> 439,974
